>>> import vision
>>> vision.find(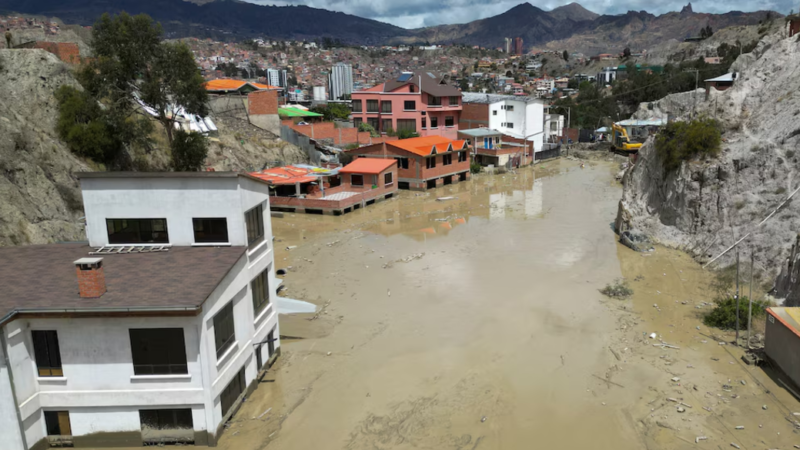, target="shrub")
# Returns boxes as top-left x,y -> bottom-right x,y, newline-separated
397,129 -> 419,140
171,130 -> 208,171
655,117 -> 721,173
358,123 -> 379,137
703,296 -> 769,330
470,161 -> 482,174
600,279 -> 633,298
